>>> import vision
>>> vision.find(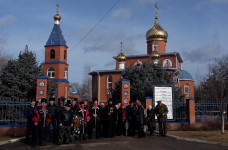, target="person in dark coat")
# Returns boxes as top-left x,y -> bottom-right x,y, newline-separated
146,105 -> 156,136
88,98 -> 101,139
47,98 -> 58,143
57,103 -> 73,144
104,99 -> 117,138
71,98 -> 78,113
117,104 -> 126,136
155,101 -> 168,136
32,98 -> 51,147
24,99 -> 36,144
136,101 -> 145,138
126,101 -> 137,136
99,103 -> 106,137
